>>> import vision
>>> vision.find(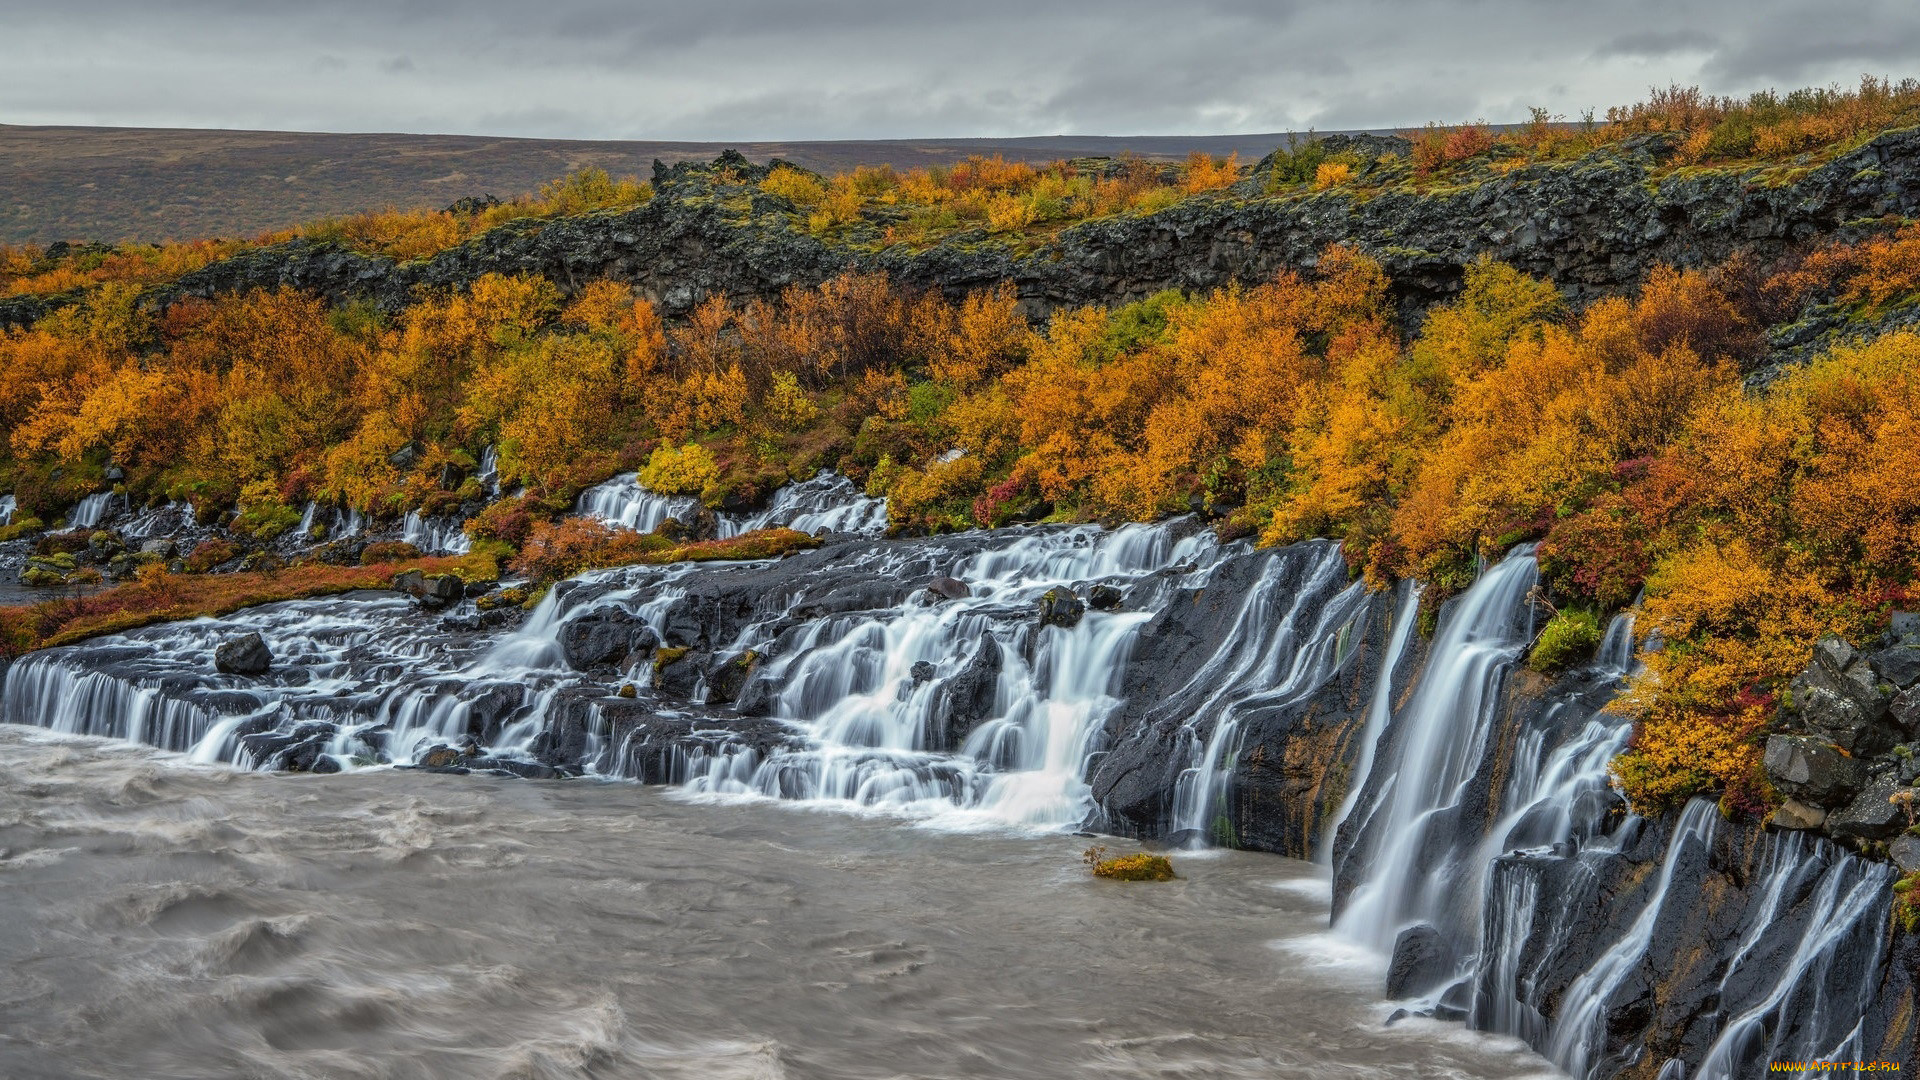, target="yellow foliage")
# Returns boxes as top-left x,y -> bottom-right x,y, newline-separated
639,442 -> 721,497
